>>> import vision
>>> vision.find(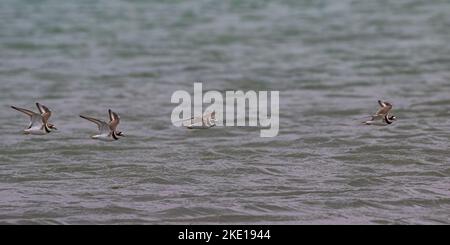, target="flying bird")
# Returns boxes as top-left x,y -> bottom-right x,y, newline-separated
80,109 -> 125,141
363,100 -> 397,126
11,102 -> 57,135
